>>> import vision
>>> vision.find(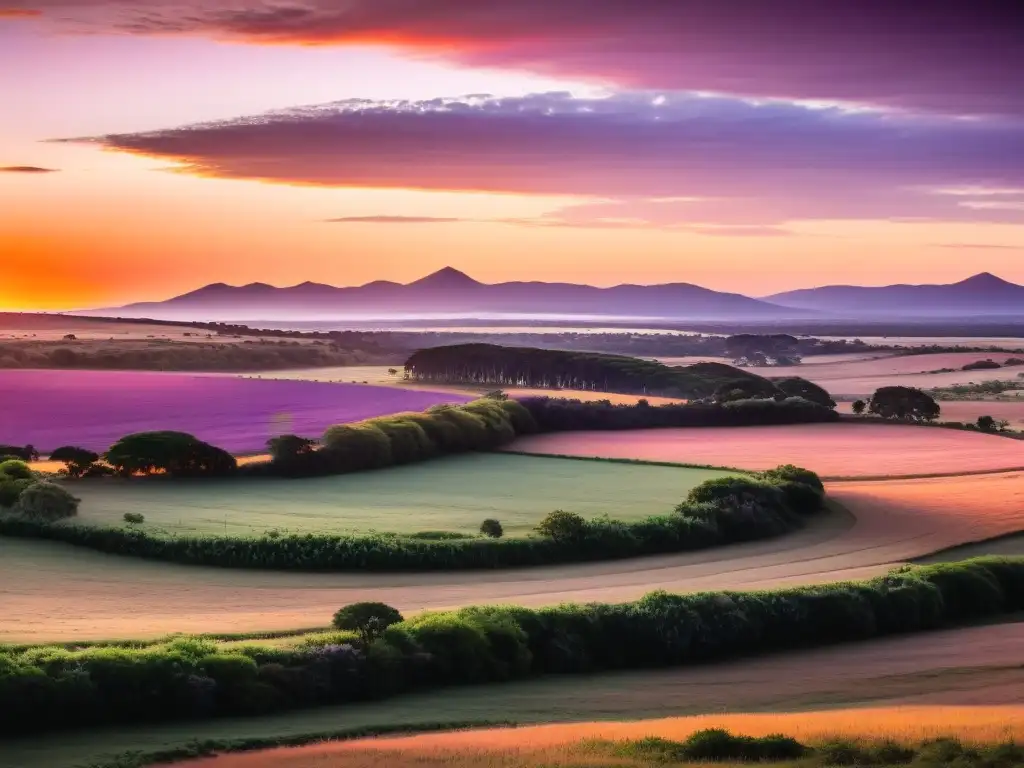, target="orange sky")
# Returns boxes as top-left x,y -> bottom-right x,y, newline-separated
3,10 -> 1024,310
